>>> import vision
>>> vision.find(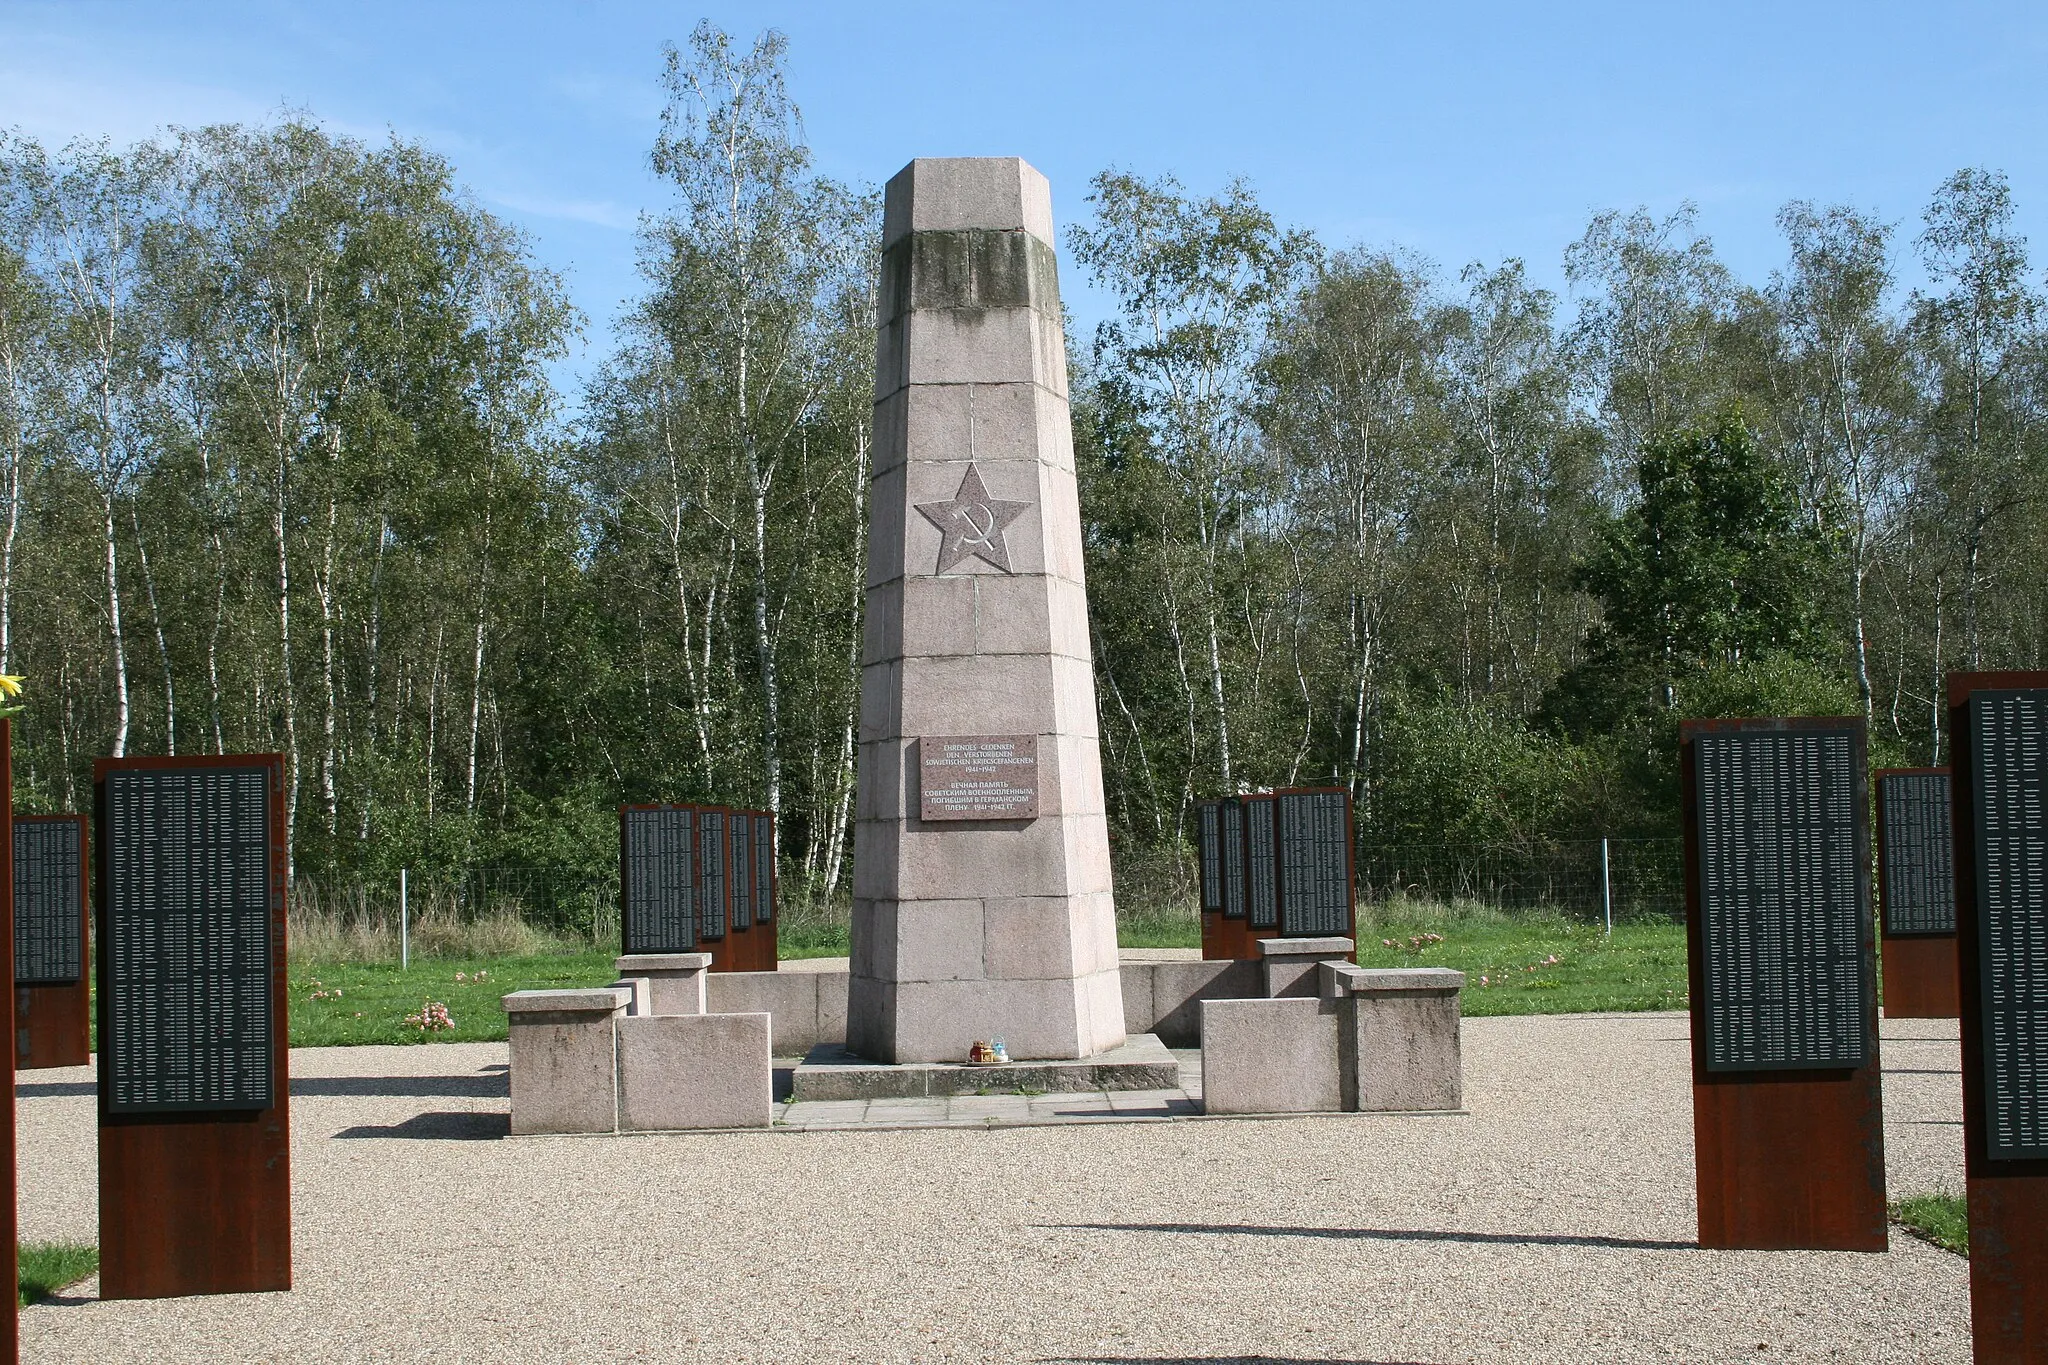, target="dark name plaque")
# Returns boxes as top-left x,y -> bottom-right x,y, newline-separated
15,817 -> 84,985
1277,789 -> 1354,938
729,812 -> 754,936
1693,728 -> 1871,1072
752,816 -> 775,926
1220,799 -> 1246,920
102,765 -> 275,1114
696,808 -> 727,942
621,806 -> 696,954
1878,771 -> 1955,936
919,735 -> 1039,820
1245,797 -> 1278,931
1969,690 -> 2048,1162
1197,802 -> 1222,914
